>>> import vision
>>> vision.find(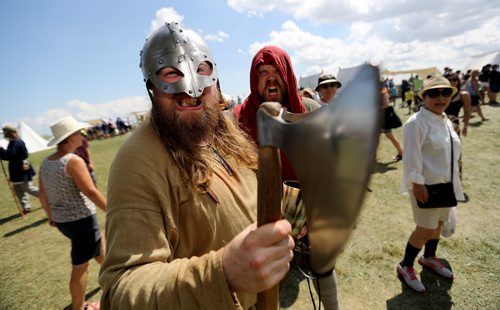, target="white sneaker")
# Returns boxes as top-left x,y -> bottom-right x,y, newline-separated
397,263 -> 426,293
418,256 -> 453,279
